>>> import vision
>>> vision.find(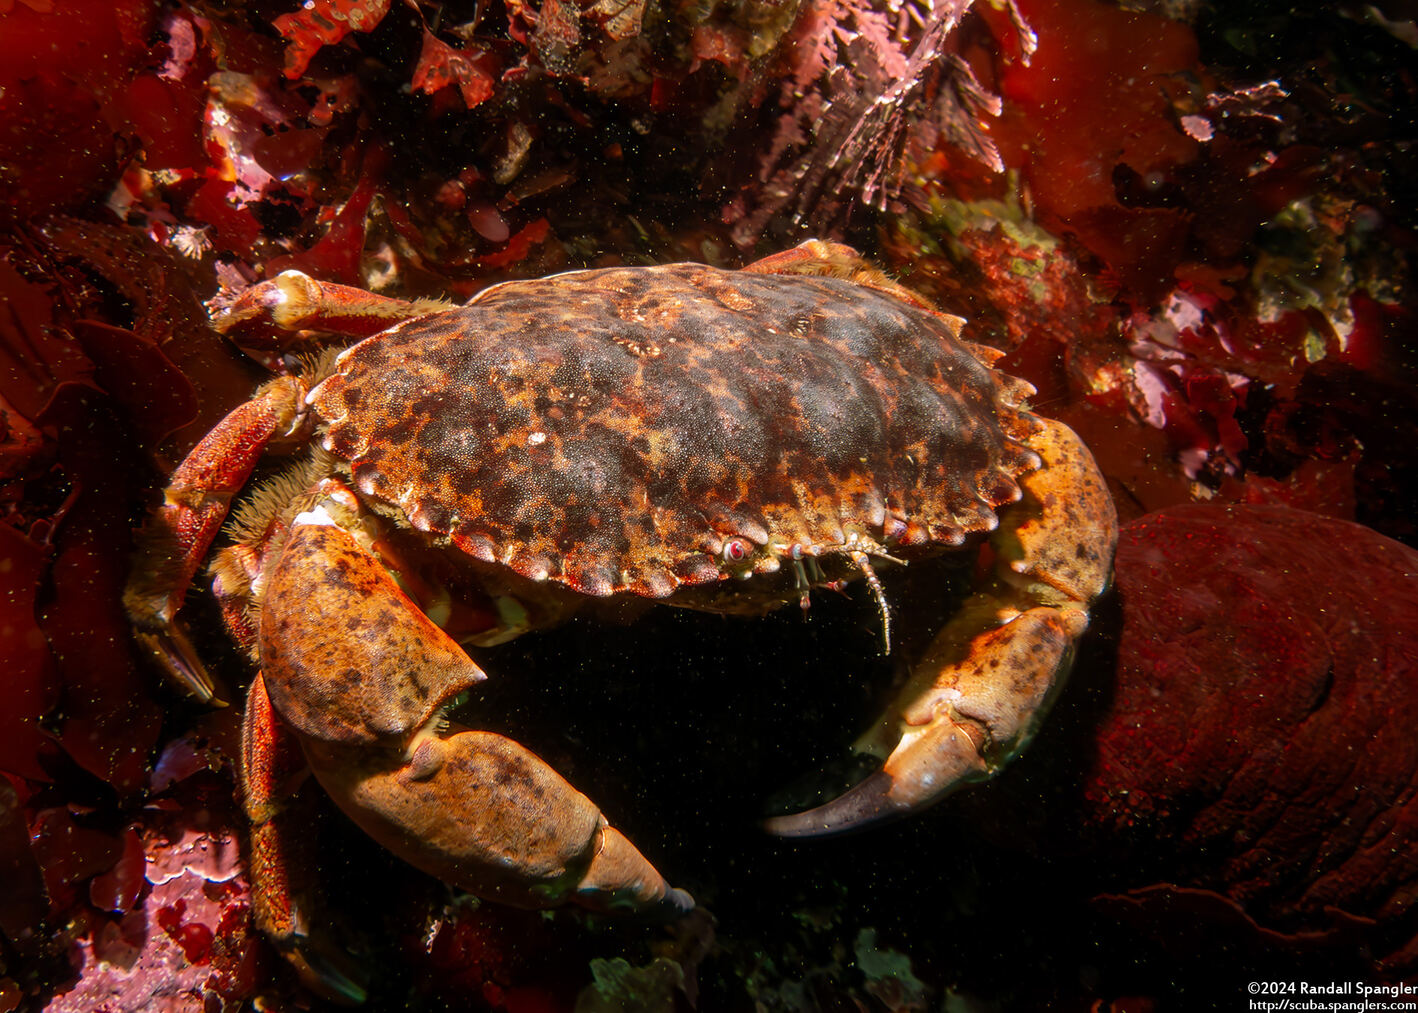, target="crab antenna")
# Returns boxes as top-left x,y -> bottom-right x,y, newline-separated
850,550 -> 892,655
